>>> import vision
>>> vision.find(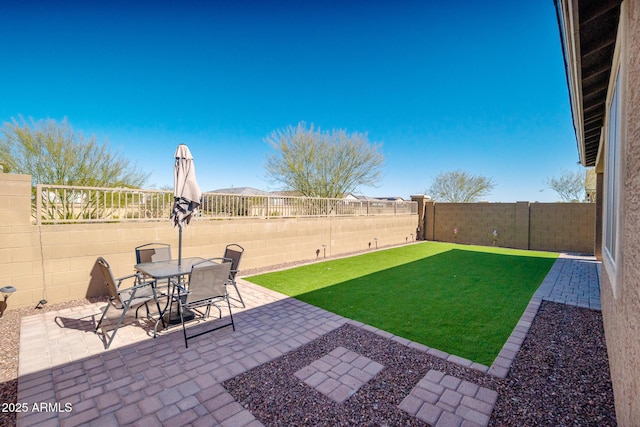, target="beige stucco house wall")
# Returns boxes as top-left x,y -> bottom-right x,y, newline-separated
556,0 -> 640,423
602,2 -> 640,423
